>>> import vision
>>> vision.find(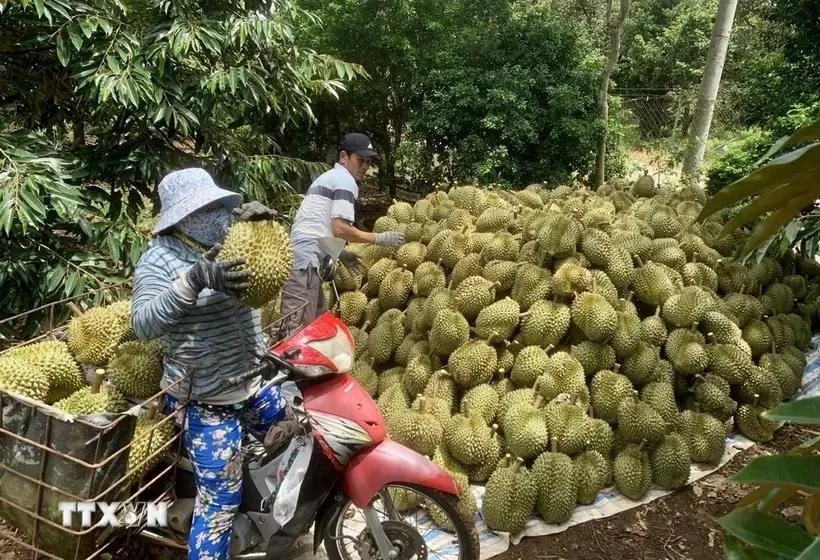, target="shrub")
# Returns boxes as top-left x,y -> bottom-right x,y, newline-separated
706,127 -> 773,194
